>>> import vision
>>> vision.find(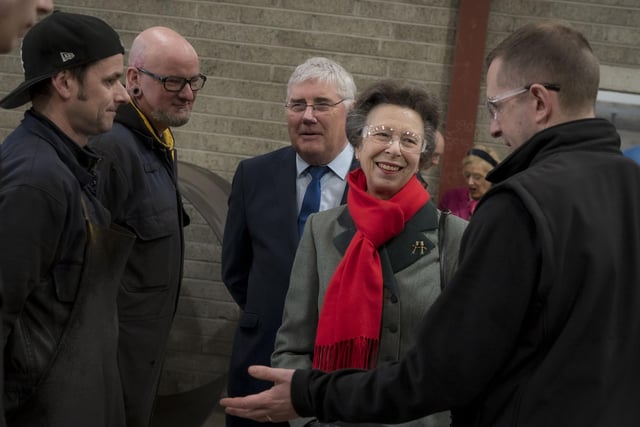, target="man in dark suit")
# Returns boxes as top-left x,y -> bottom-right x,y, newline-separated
222,57 -> 357,427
